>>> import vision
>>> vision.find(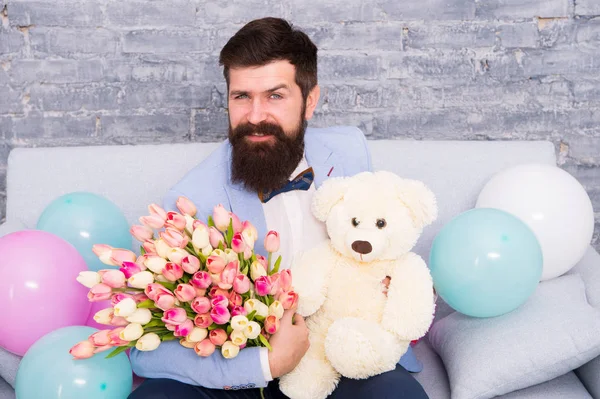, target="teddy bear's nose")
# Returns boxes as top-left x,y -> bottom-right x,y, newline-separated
351,240 -> 372,255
